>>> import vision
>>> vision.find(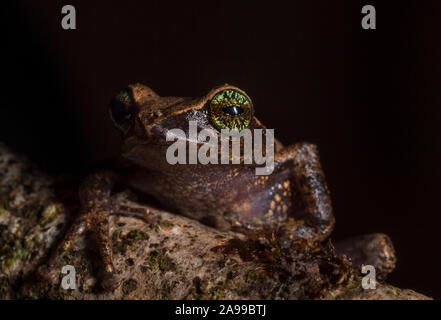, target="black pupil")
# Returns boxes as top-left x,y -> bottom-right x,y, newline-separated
222,105 -> 244,116
110,99 -> 131,122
